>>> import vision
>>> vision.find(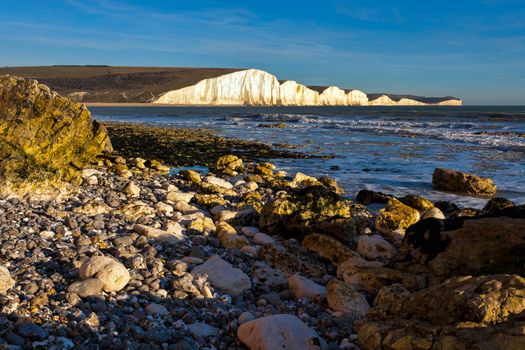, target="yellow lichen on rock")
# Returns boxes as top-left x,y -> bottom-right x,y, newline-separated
0,75 -> 111,195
